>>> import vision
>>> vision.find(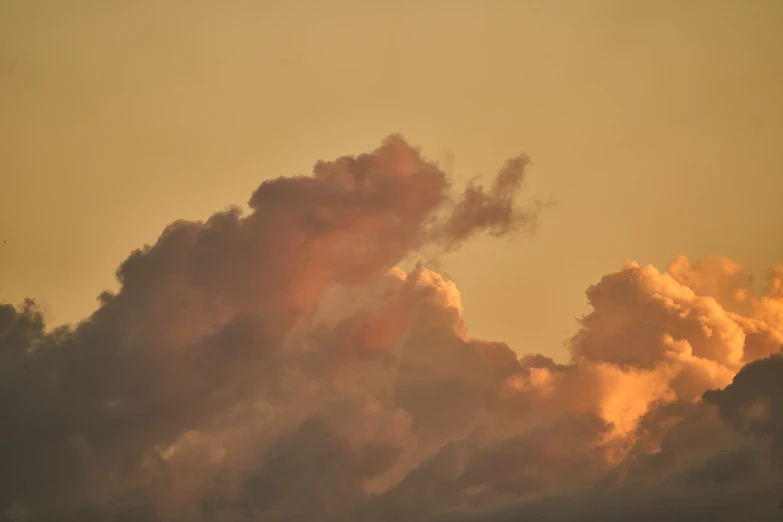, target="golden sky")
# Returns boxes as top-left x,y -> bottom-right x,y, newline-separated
2,0 -> 782,363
